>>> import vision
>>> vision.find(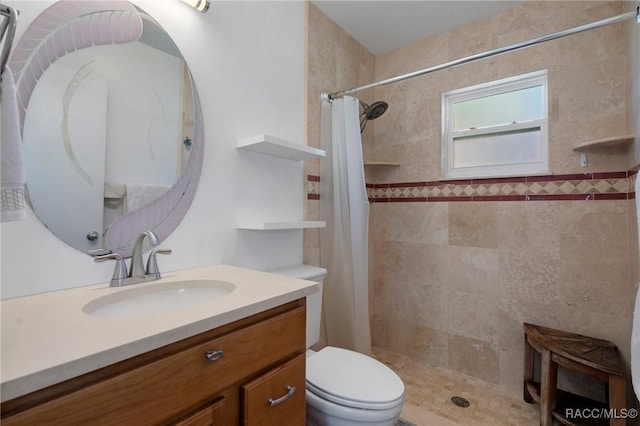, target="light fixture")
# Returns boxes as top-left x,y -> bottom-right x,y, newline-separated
182,0 -> 210,13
